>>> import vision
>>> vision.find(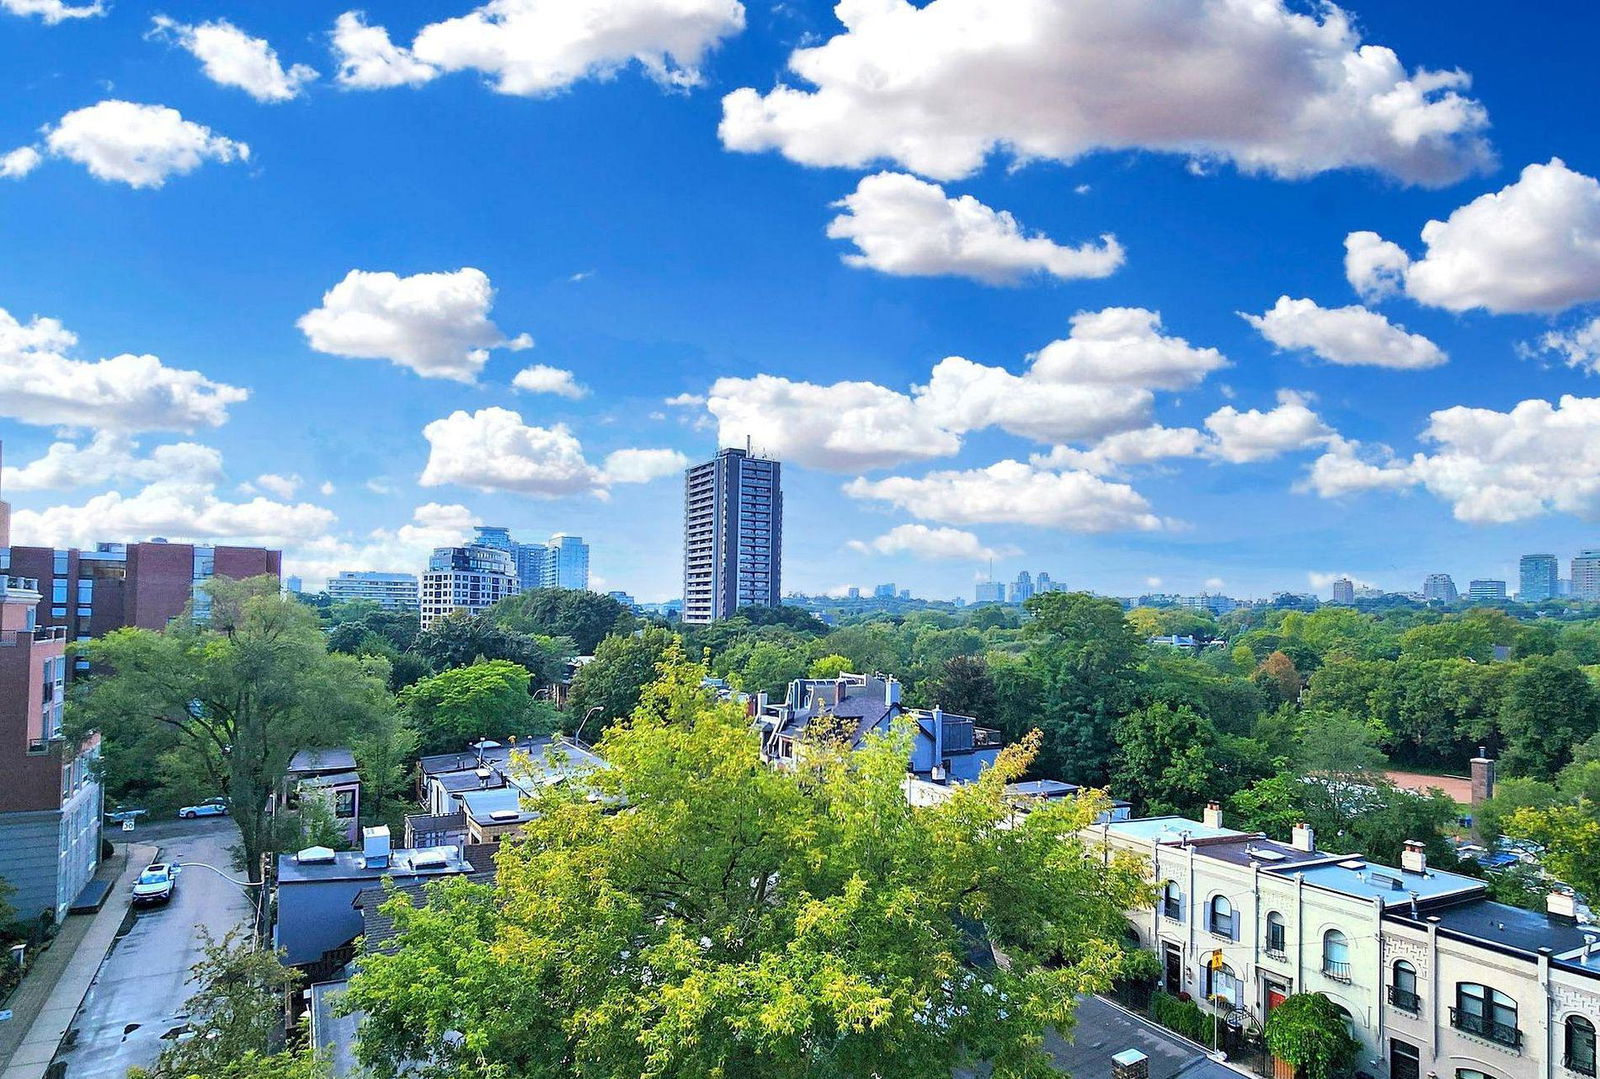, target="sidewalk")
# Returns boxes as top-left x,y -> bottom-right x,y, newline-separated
0,842 -> 156,1079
